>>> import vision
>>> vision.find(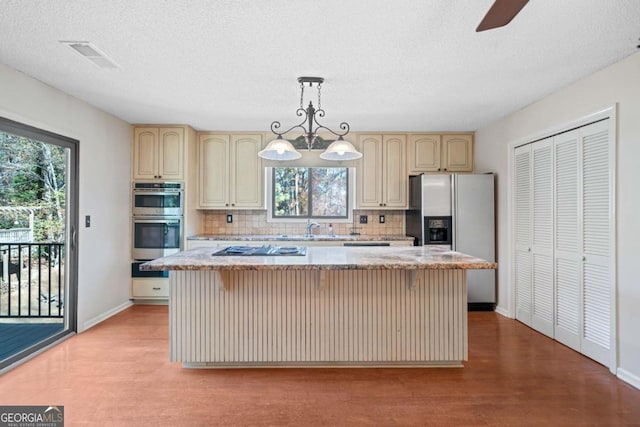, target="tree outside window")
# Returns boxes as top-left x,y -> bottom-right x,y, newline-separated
272,167 -> 348,219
